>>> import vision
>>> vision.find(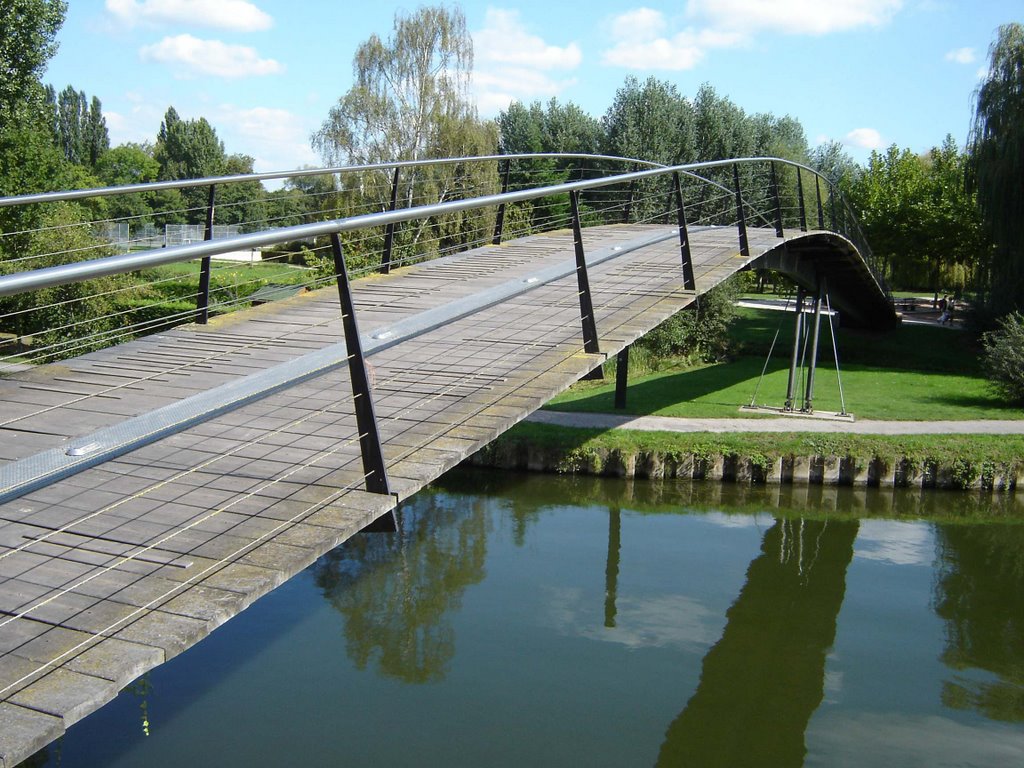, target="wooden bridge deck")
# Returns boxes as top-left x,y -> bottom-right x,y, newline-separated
0,223 -> 876,765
